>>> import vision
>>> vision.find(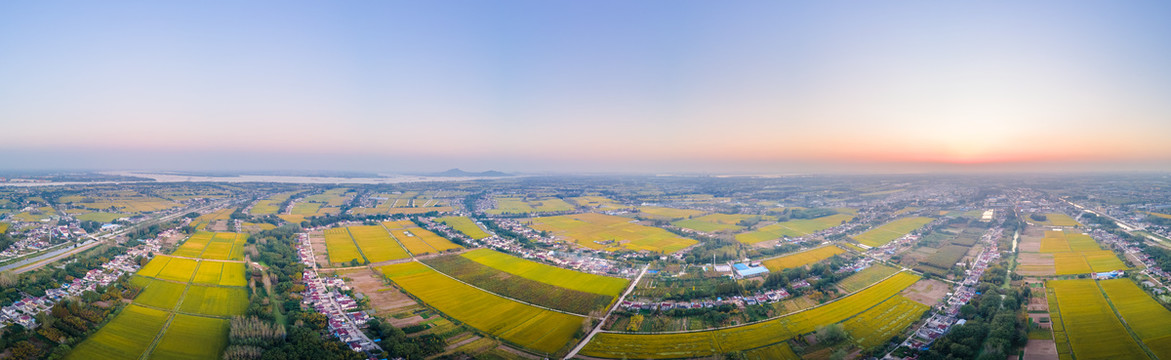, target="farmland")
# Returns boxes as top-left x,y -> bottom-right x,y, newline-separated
324,227 -> 364,264
1033,230 -> 1127,275
173,232 -> 215,257
66,305 -> 170,360
1042,213 -> 1082,227
488,196 -> 575,215
735,214 -> 854,244
569,196 -> 632,210
347,225 -> 410,262
179,285 -> 249,316
437,216 -> 492,239
151,314 -> 230,360
634,206 -> 706,221
1048,279 -> 1148,360
74,211 -> 125,222
131,276 -> 187,309
1098,279 -> 1171,359
379,262 -> 585,355
462,248 -> 630,296
672,214 -> 762,233
155,256 -> 199,282
190,208 -> 234,231
422,253 -> 614,314
842,295 -> 928,347
249,191 -> 299,215
760,245 -> 845,272
580,272 -> 921,358
528,212 -> 697,253
852,216 -> 933,247
199,232 -> 247,261
388,226 -> 462,256
836,264 -> 899,293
